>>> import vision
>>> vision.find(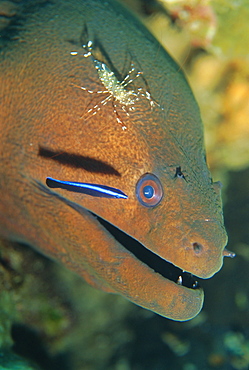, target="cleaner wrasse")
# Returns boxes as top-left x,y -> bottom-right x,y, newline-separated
0,0 -> 233,321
